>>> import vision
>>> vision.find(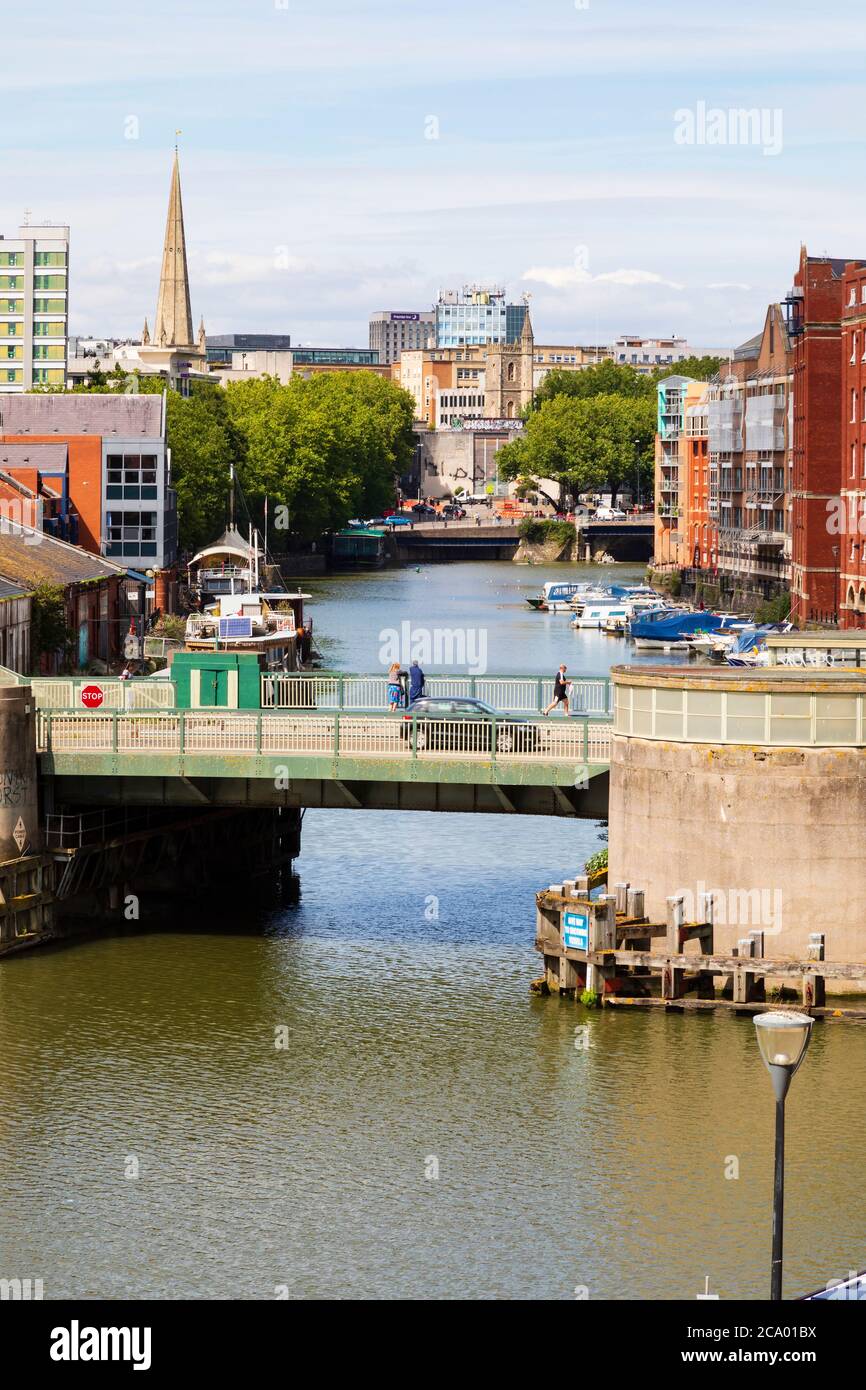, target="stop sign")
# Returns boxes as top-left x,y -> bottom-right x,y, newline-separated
81,684 -> 104,709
